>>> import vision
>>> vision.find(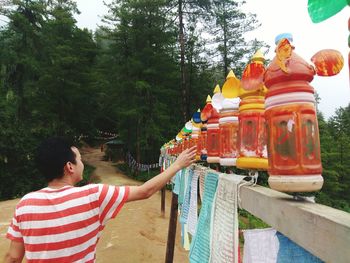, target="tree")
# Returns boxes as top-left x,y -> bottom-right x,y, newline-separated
316,105 -> 350,212
36,0 -> 99,136
100,0 -> 181,164
0,0 -> 100,199
204,0 -> 266,78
